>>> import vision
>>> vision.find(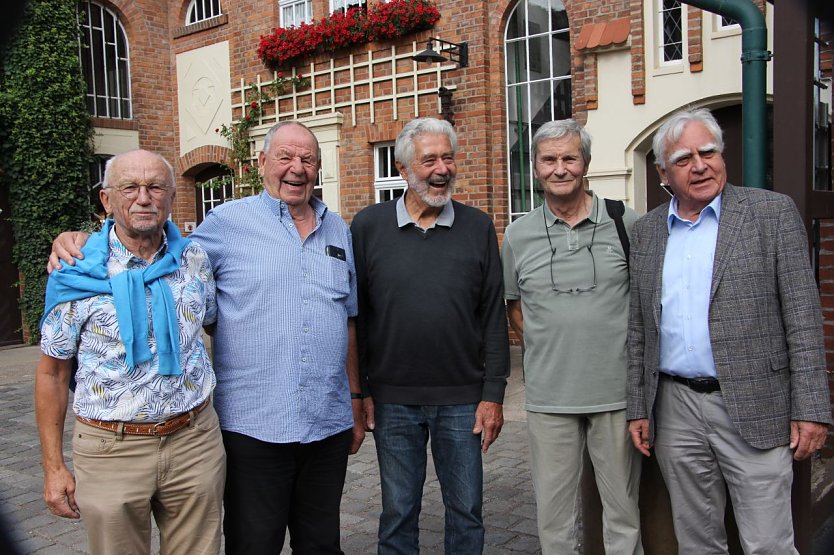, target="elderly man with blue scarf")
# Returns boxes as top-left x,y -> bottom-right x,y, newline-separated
34,150 -> 225,555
